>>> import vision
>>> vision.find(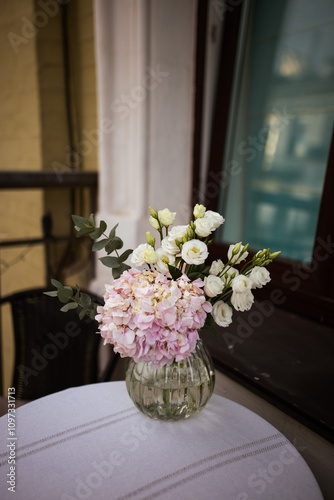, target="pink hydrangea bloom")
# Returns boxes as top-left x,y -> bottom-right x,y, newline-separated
95,269 -> 211,368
